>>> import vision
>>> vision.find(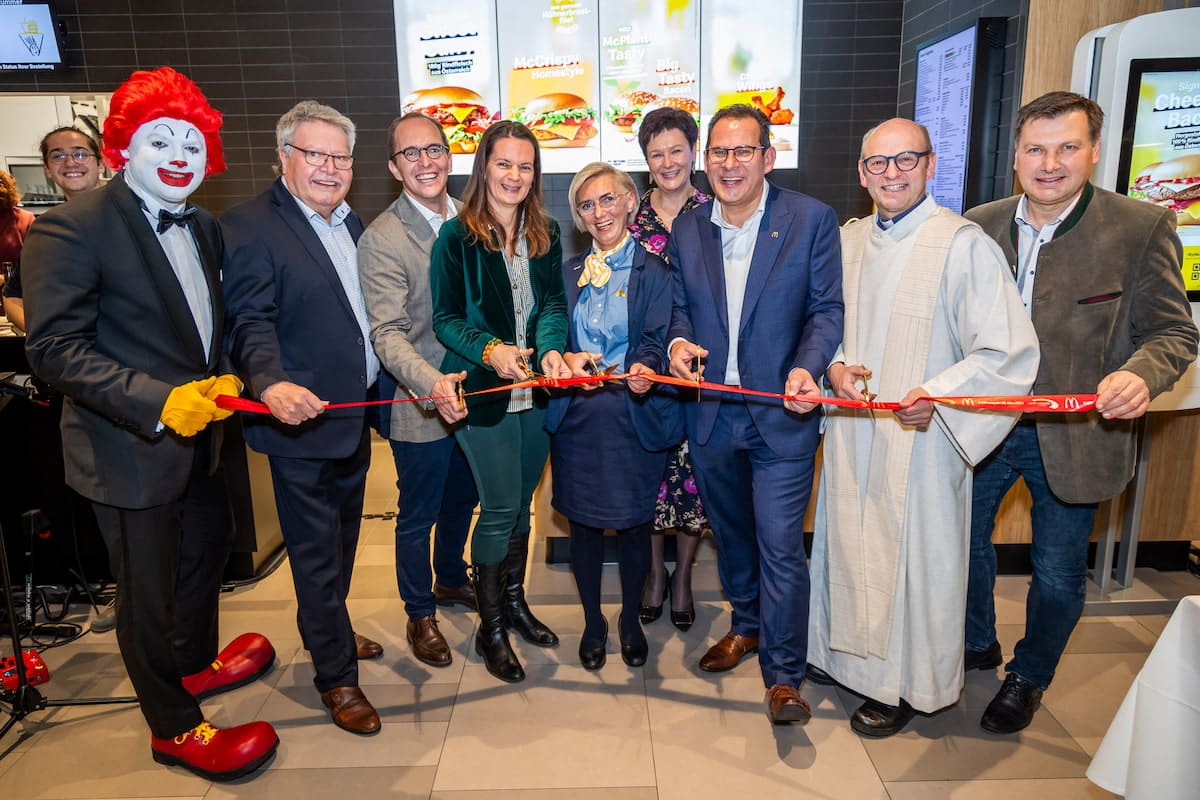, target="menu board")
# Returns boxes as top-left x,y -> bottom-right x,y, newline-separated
394,0 -> 802,174
1116,60 -> 1200,298
496,0 -> 601,174
597,0 -> 701,170
914,25 -> 976,215
394,0 -> 501,175
699,0 -> 801,169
